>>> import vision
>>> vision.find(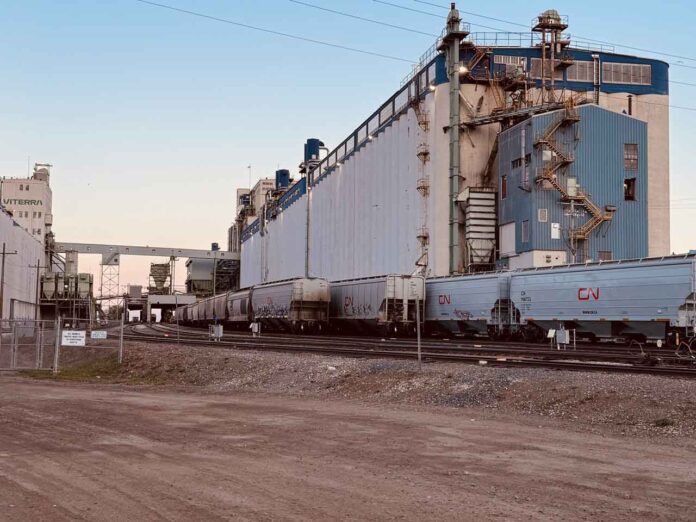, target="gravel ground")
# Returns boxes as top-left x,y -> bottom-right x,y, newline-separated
45,341 -> 696,442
